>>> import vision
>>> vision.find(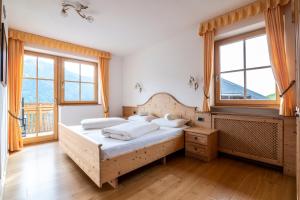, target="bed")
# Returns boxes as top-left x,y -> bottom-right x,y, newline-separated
59,93 -> 197,188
